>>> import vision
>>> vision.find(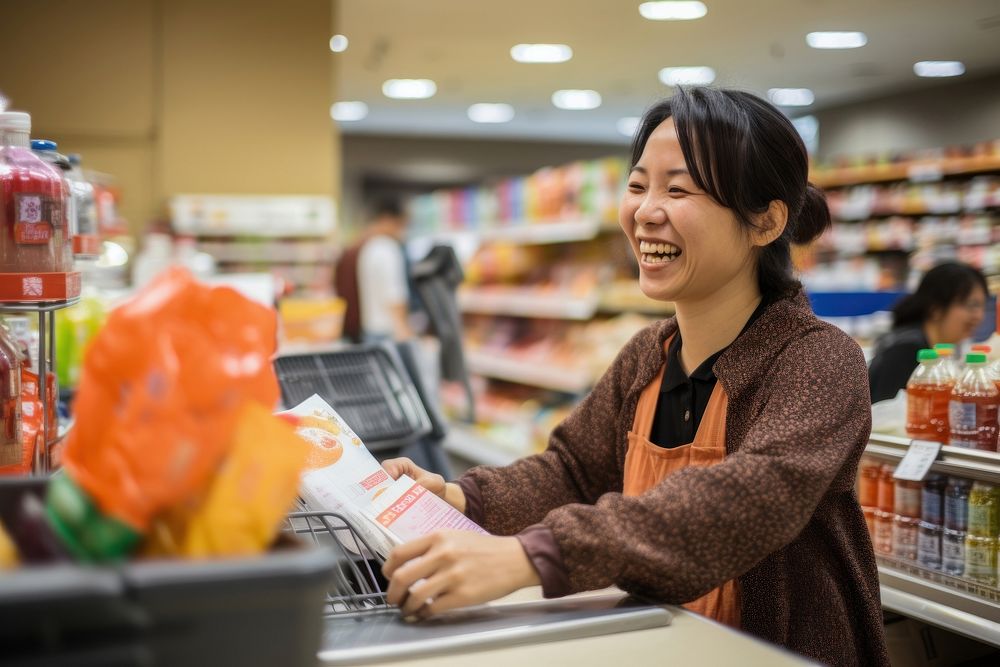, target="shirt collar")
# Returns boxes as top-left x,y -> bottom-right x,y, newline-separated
659,296 -> 772,393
